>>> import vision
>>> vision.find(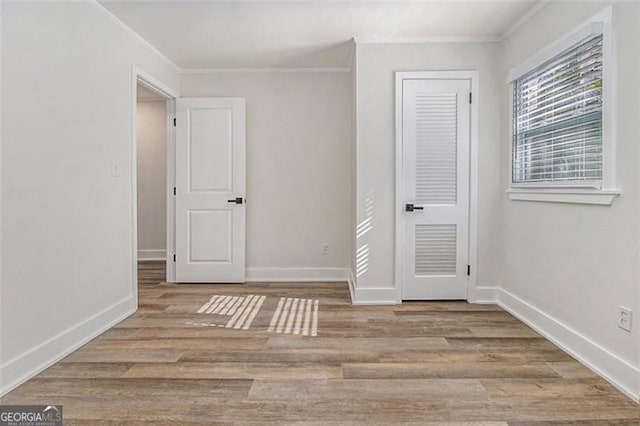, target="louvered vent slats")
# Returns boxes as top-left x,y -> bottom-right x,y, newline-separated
415,93 -> 458,205
415,225 -> 457,276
